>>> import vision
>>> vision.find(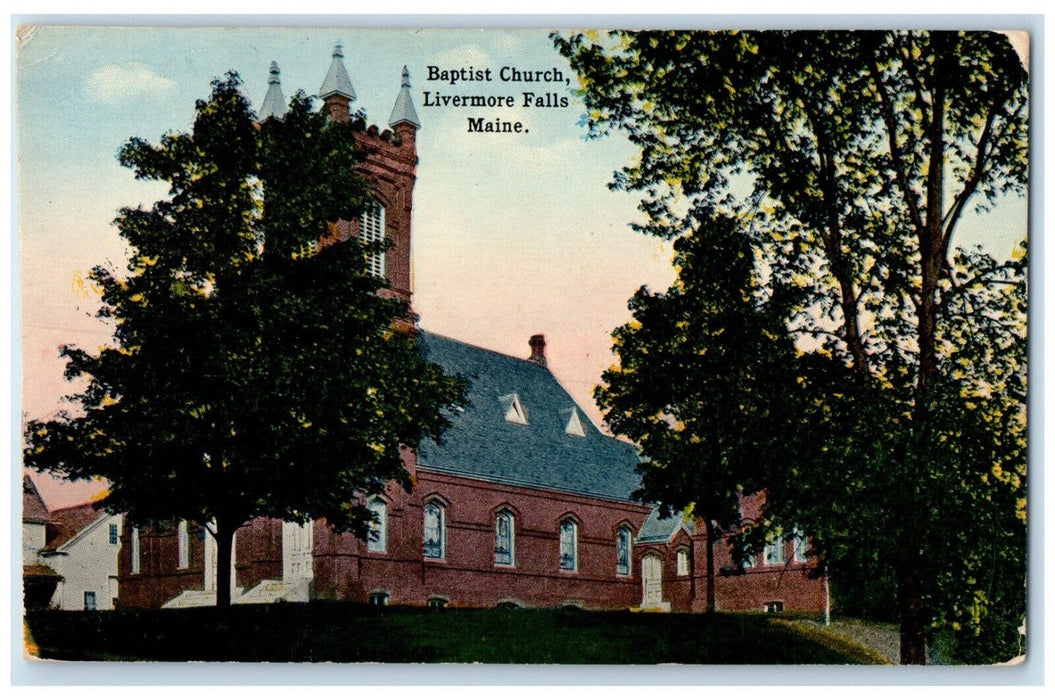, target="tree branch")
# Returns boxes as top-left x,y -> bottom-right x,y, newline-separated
941,91 -> 1017,251
871,44 -> 926,234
